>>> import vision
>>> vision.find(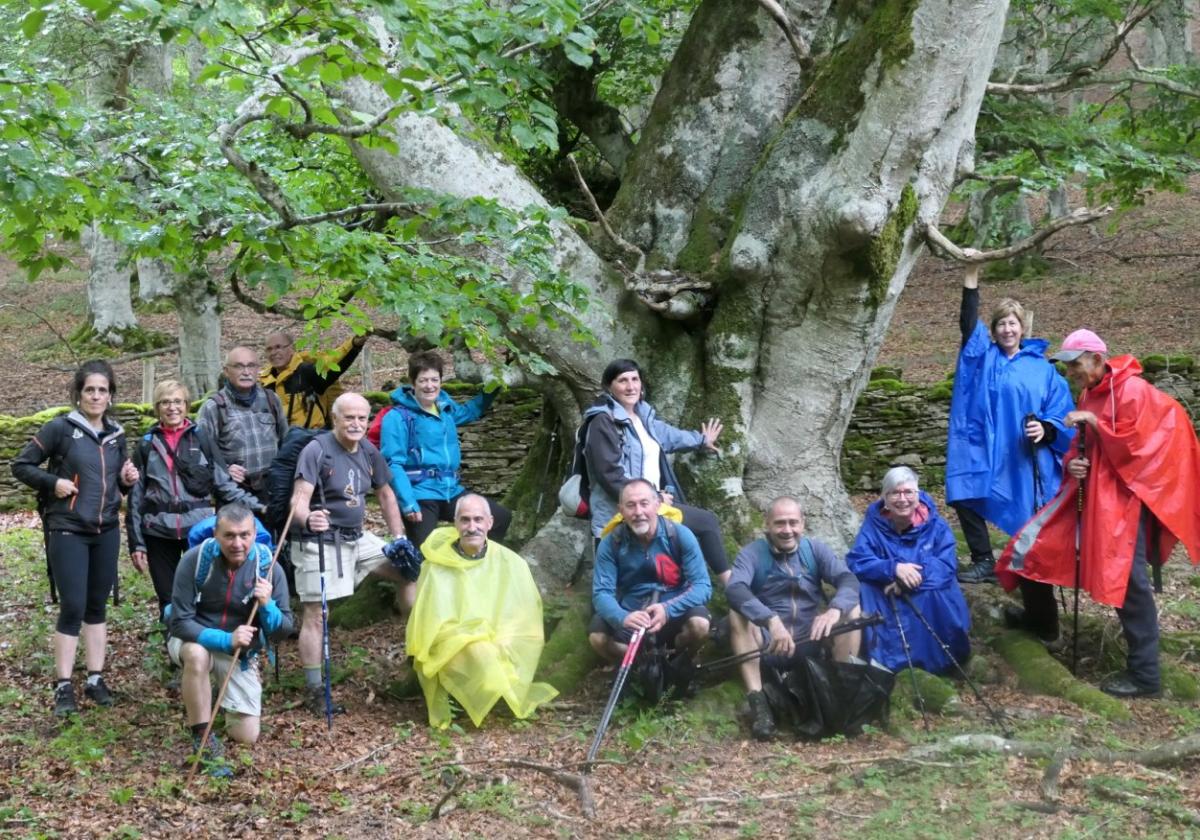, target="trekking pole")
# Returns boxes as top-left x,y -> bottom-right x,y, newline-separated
186,504 -> 296,783
1072,423 -> 1086,676
1025,414 -> 1043,511
897,591 -> 1012,738
695,614 -> 885,674
317,515 -> 334,733
585,627 -> 646,767
889,591 -> 929,729
534,427 -> 558,517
